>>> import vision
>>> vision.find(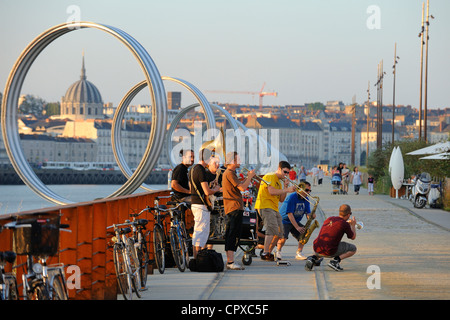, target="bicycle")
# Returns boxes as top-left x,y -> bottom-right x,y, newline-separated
0,226 -> 19,300
128,209 -> 151,290
150,197 -> 190,273
107,221 -> 141,300
4,215 -> 69,300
